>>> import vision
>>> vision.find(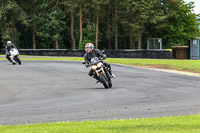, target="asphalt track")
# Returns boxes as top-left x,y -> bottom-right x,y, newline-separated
0,60 -> 200,125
